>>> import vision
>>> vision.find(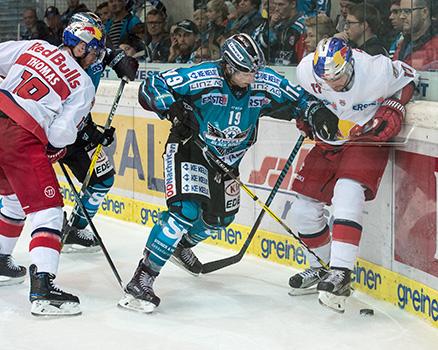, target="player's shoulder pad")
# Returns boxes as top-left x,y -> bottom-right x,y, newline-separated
174,61 -> 222,81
